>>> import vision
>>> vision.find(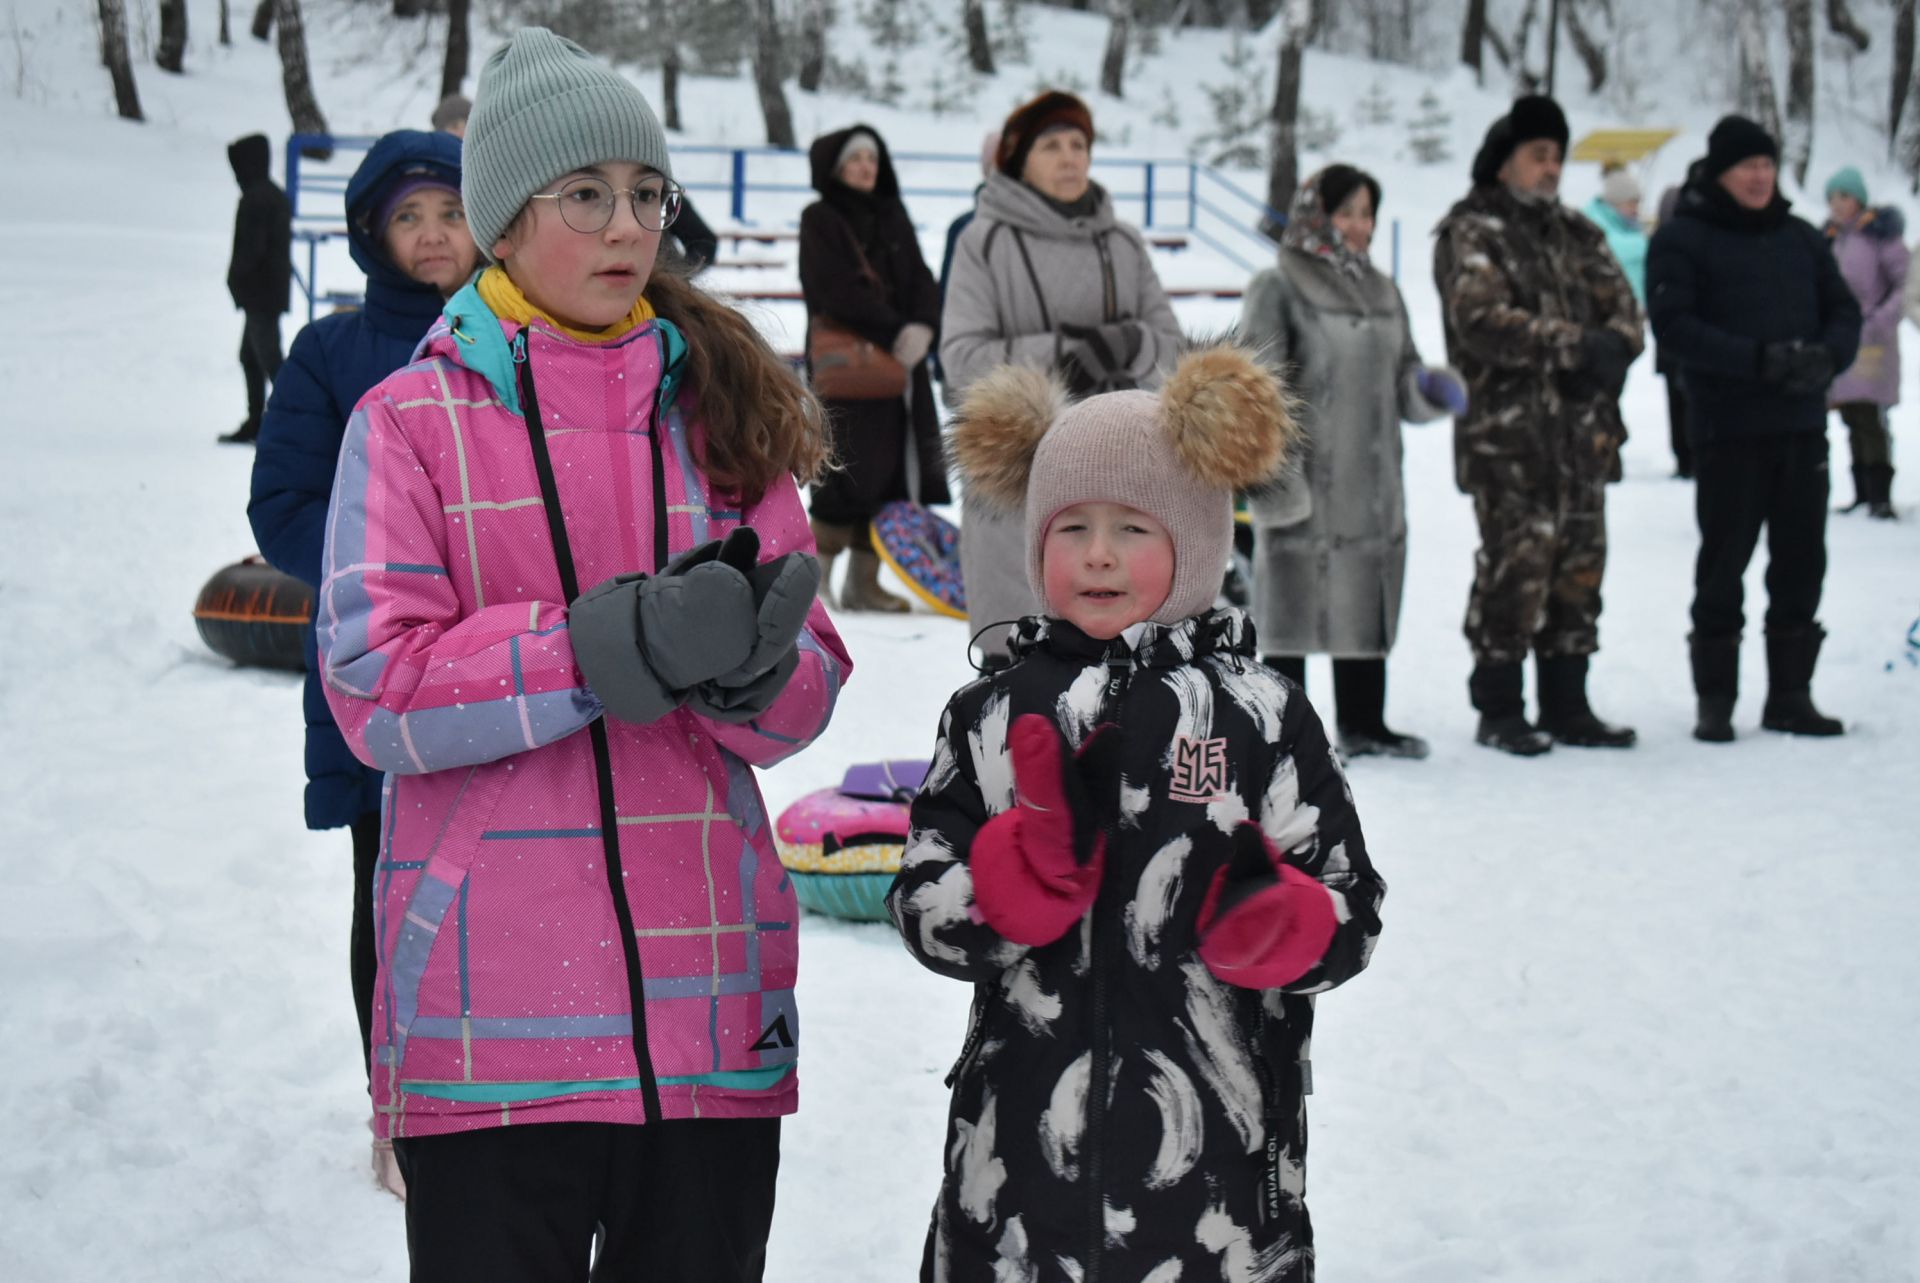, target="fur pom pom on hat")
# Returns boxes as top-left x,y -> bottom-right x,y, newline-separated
952,345 -> 1297,626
